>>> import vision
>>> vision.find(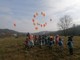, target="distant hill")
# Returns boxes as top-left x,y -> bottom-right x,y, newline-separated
34,25 -> 80,36
0,25 -> 80,36
0,29 -> 22,37
0,29 -> 19,34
